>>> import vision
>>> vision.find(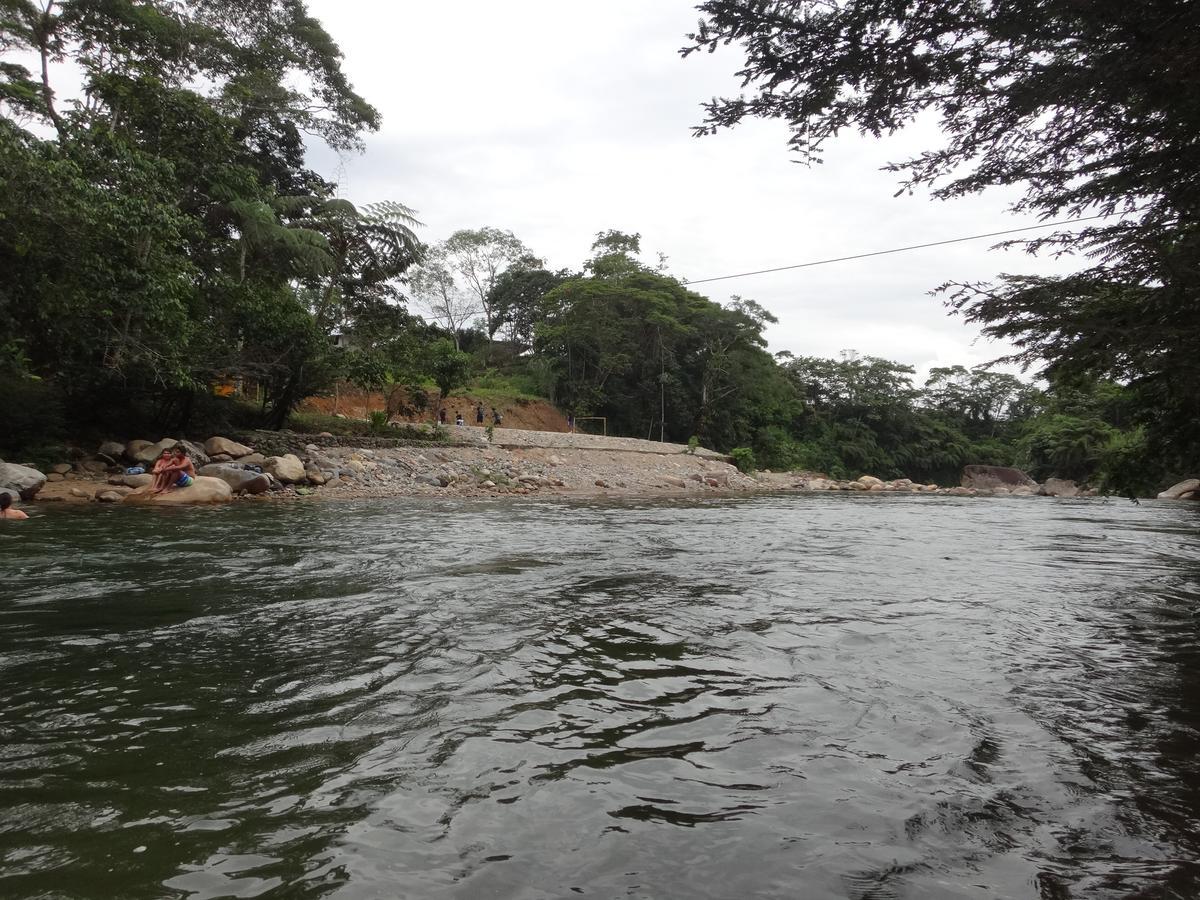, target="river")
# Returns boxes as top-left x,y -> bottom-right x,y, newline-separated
1,495 -> 1198,899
